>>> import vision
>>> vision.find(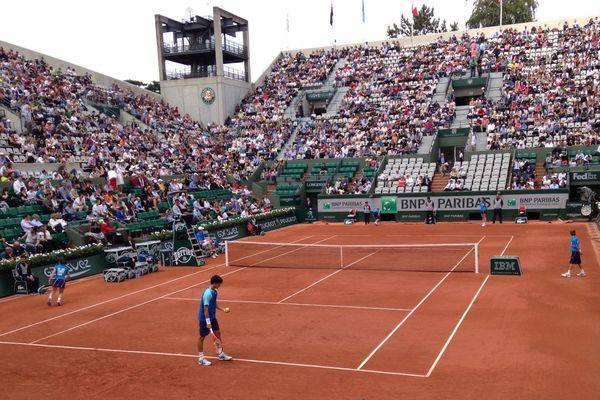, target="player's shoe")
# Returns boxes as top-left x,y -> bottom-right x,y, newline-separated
577,271 -> 587,277
561,272 -> 571,278
218,352 -> 233,361
47,299 -> 51,306
57,301 -> 62,306
198,357 -> 212,366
